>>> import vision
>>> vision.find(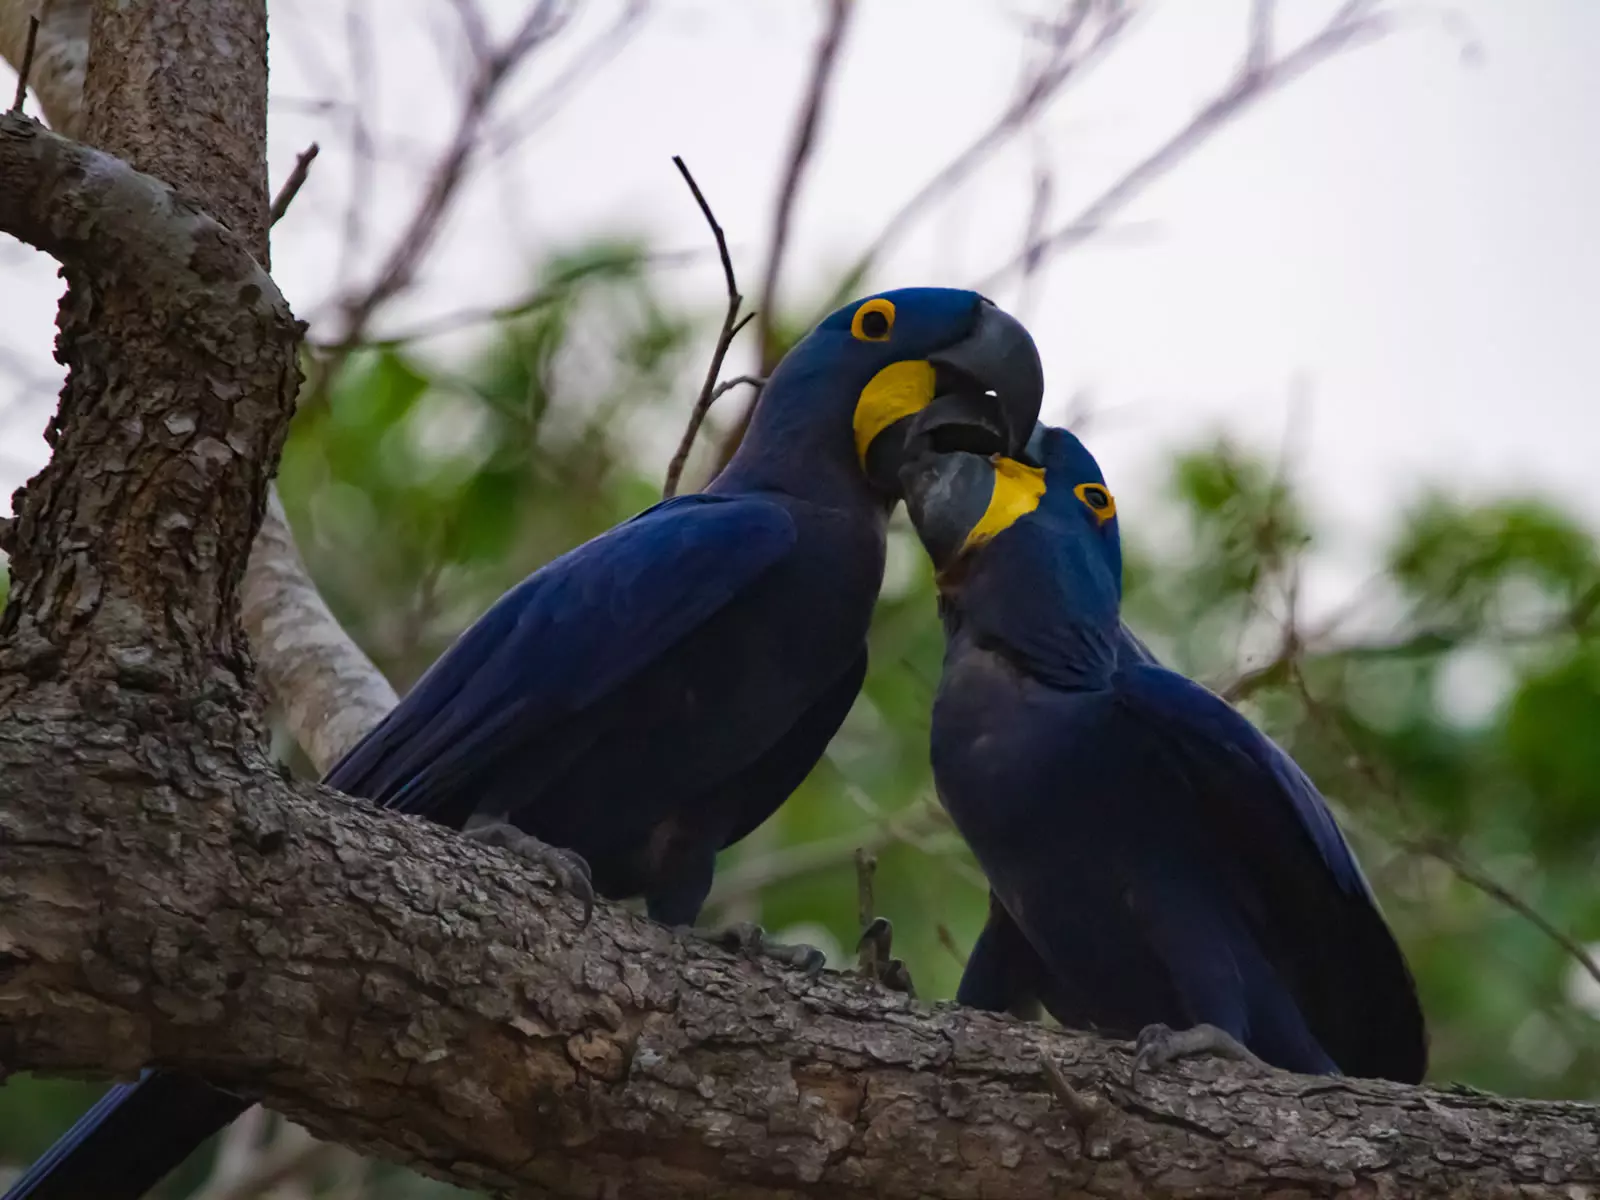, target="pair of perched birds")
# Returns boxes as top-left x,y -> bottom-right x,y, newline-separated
8,288 -> 1427,1200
